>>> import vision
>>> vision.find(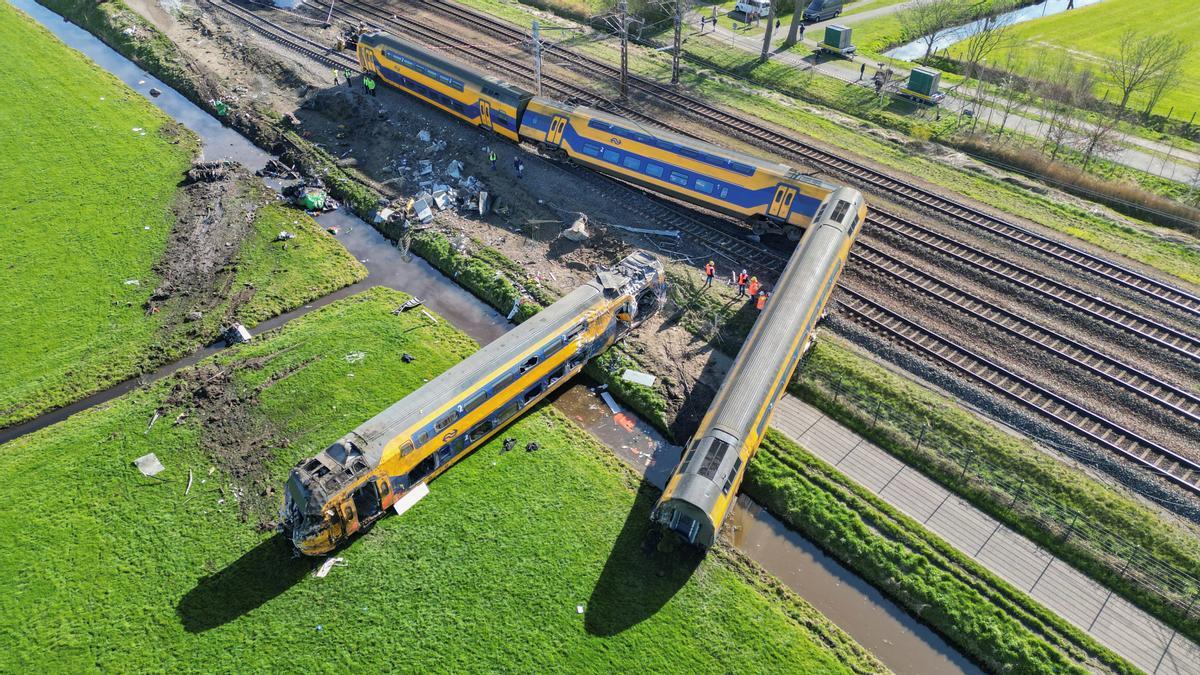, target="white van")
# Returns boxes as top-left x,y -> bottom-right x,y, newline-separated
734,0 -> 772,19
